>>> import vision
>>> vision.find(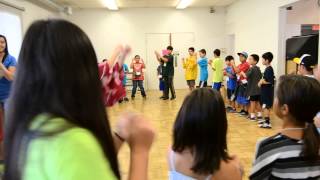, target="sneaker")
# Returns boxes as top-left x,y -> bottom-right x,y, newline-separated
170,96 -> 176,100
259,122 -> 272,129
249,117 -> 256,122
227,108 -> 237,113
124,97 -> 129,102
237,110 -> 245,115
240,111 -> 249,116
226,106 -> 232,110
162,97 -> 169,100
257,116 -> 263,120
258,119 -> 265,124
